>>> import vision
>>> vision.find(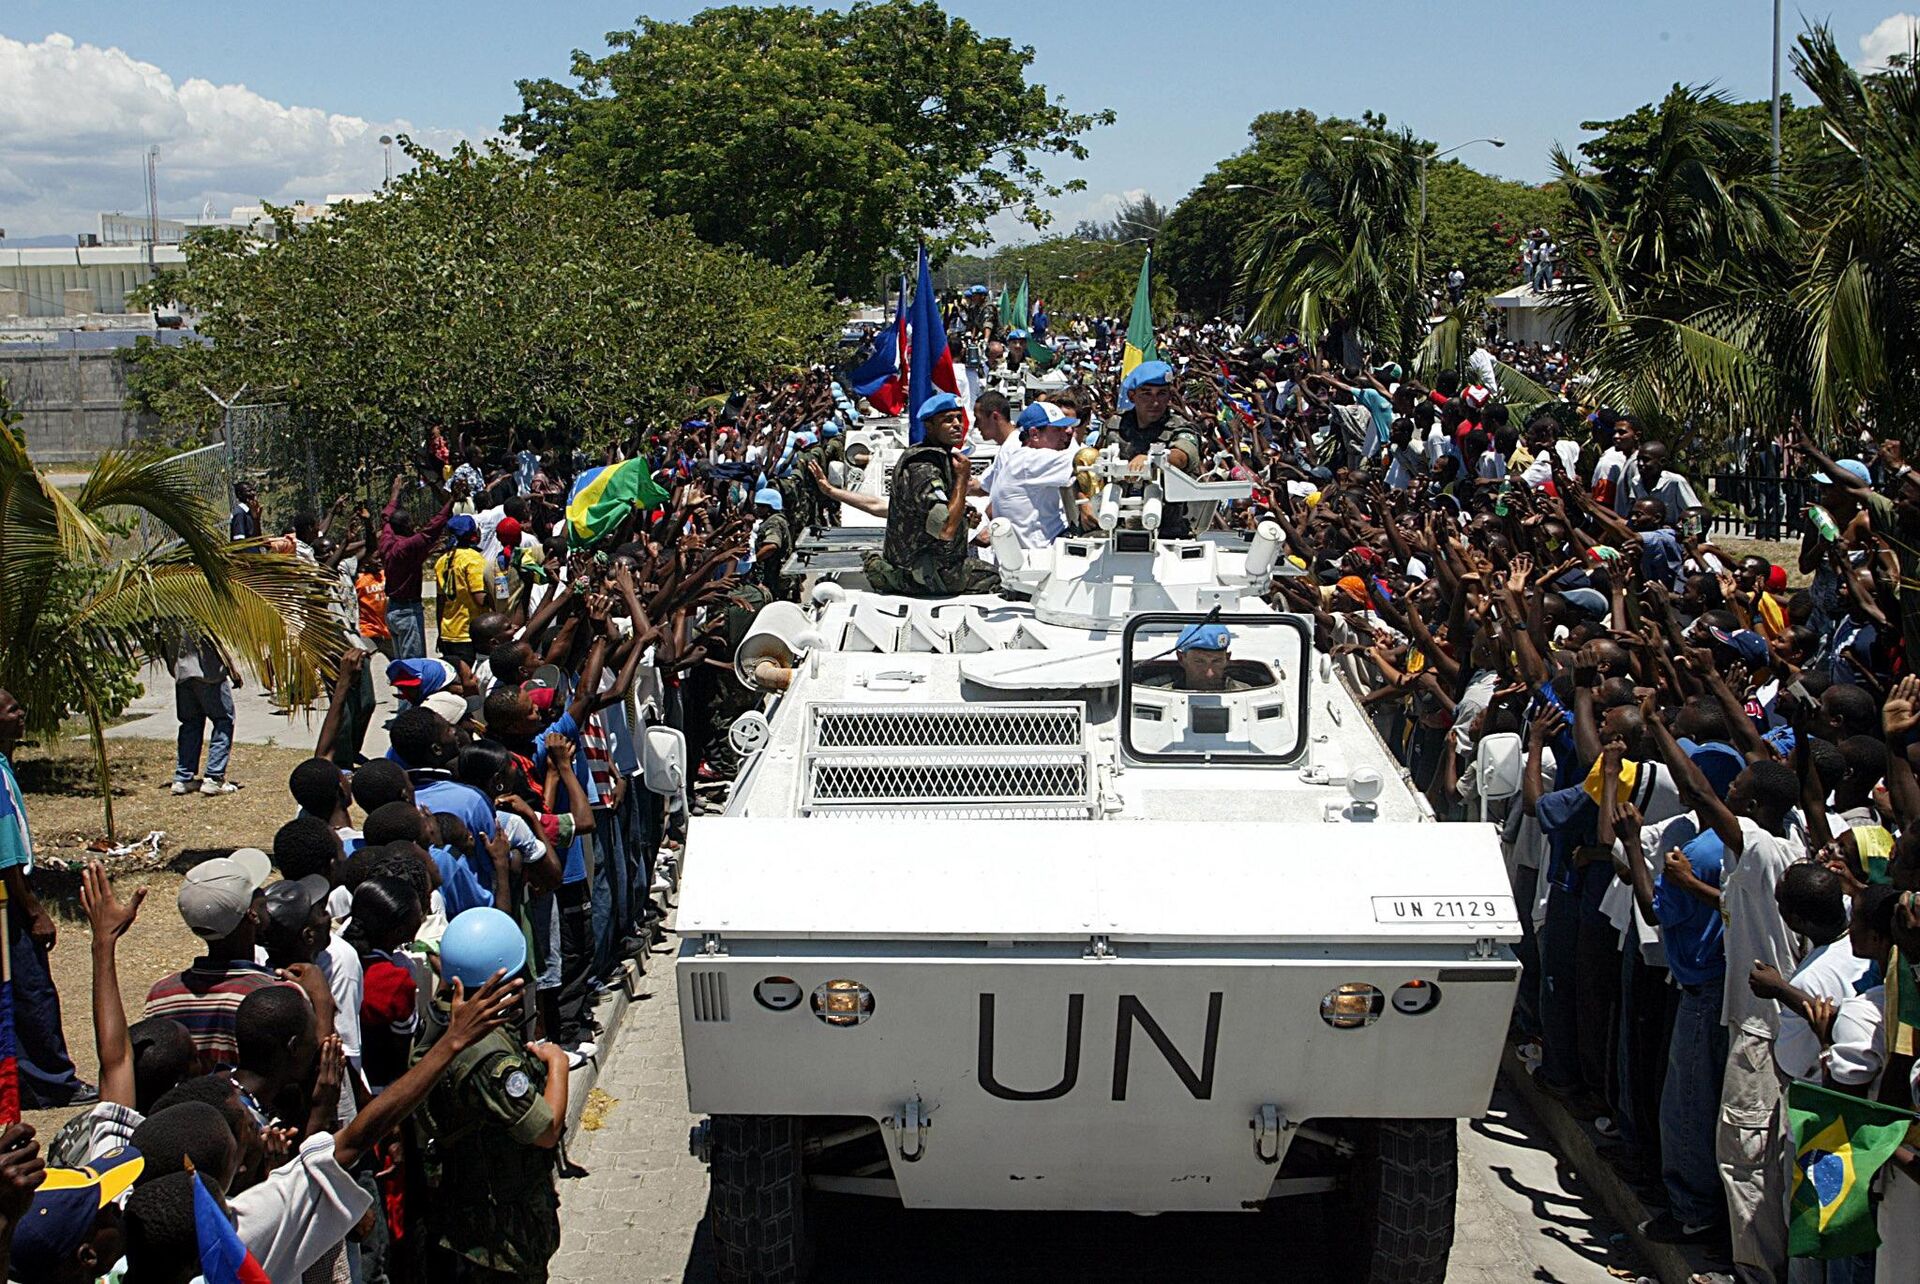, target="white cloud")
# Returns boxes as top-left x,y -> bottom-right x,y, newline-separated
1859,13 -> 1920,70
0,32 -> 476,237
